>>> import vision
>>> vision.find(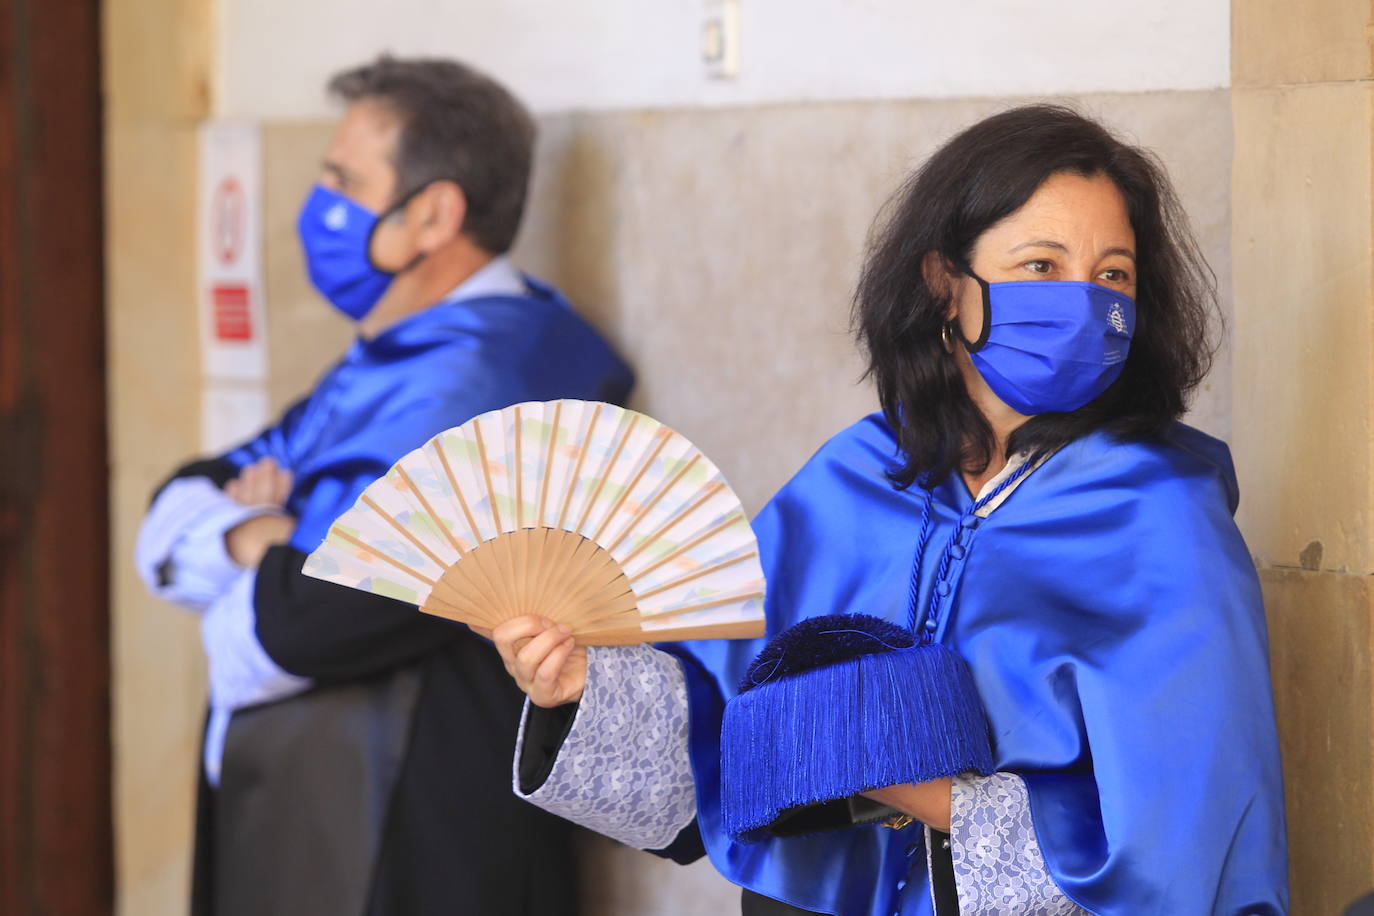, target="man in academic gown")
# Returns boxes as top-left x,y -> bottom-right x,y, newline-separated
137,56 -> 633,916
